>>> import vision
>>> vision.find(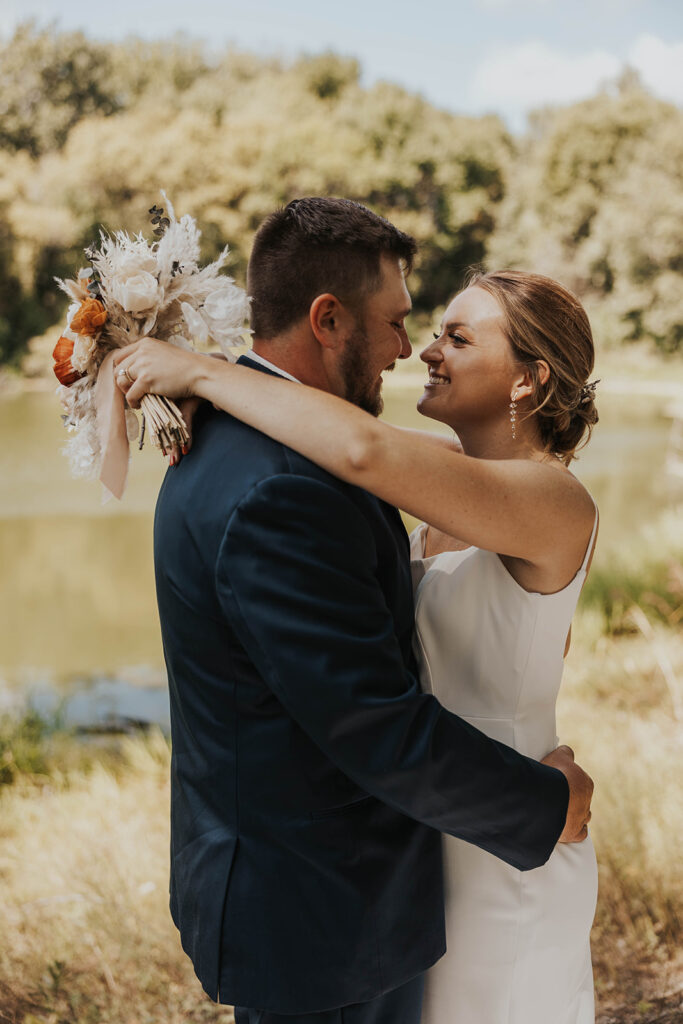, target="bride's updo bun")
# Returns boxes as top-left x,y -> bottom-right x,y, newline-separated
466,269 -> 599,464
